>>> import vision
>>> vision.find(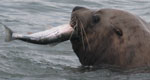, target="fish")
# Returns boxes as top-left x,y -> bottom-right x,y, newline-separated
3,24 -> 74,45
